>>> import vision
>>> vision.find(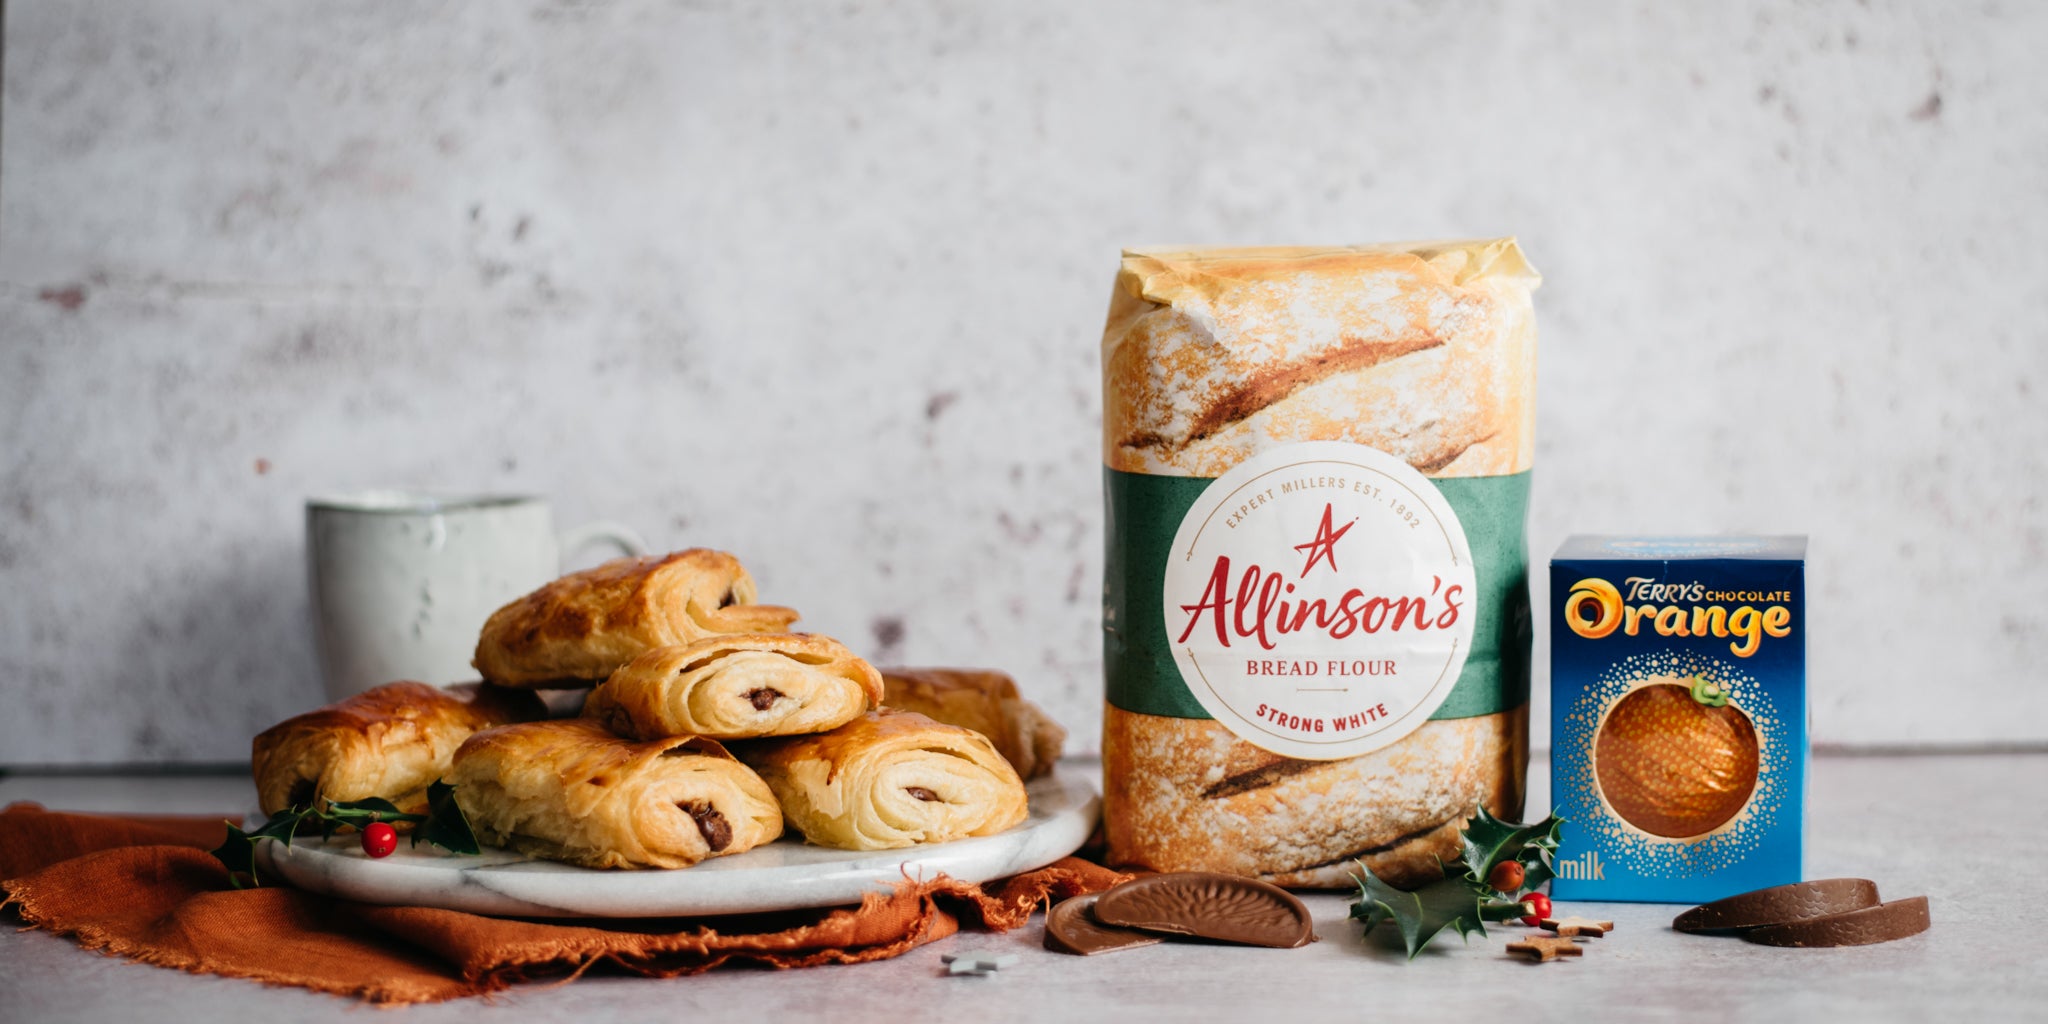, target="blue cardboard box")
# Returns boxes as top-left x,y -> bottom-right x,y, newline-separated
1549,536 -> 1807,903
